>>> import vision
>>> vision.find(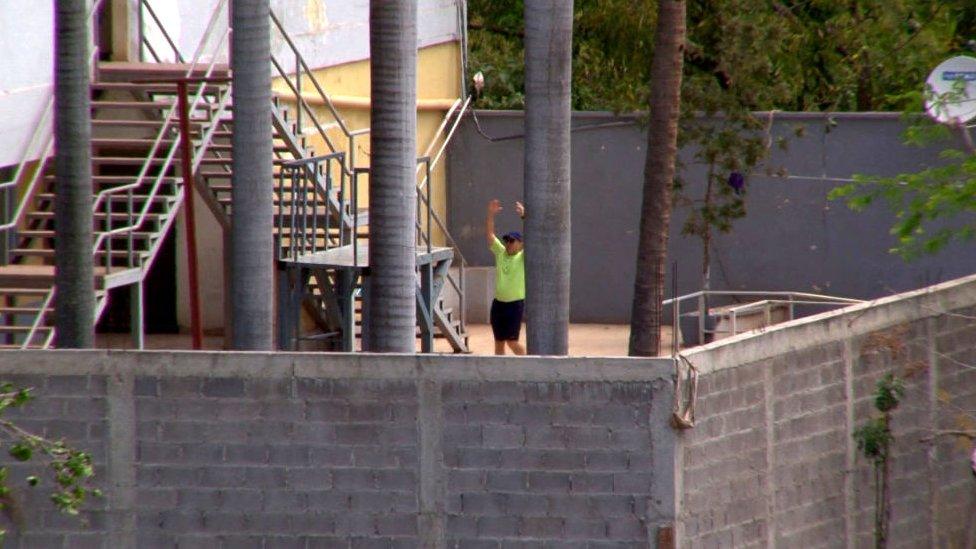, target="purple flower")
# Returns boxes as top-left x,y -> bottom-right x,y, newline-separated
728,172 -> 745,195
